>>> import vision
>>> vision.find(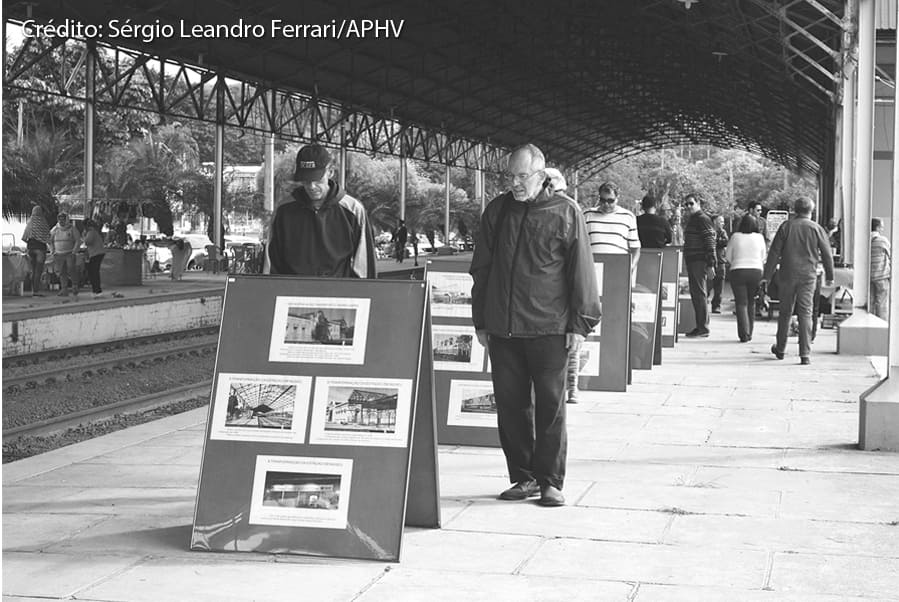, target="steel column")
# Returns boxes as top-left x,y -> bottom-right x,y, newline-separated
850,0 -> 875,308
445,161 -> 451,248
83,45 -> 96,217
214,75 -> 225,253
